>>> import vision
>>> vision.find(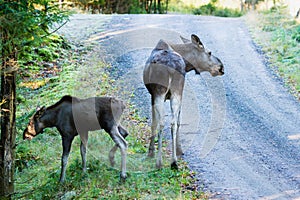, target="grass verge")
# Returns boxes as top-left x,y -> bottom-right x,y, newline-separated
246,7 -> 300,100
14,37 -> 205,199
